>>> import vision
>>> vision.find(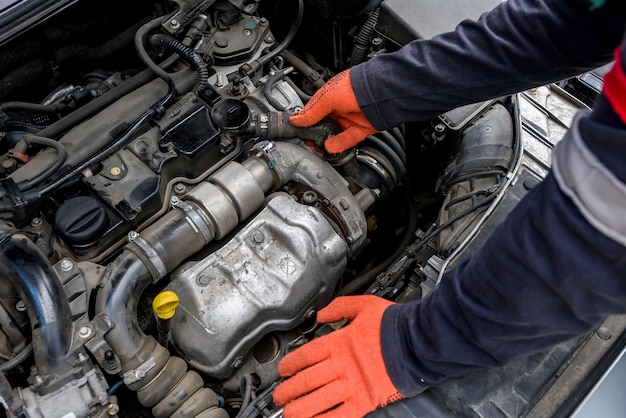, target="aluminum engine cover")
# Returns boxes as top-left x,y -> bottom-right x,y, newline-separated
165,193 -> 348,378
